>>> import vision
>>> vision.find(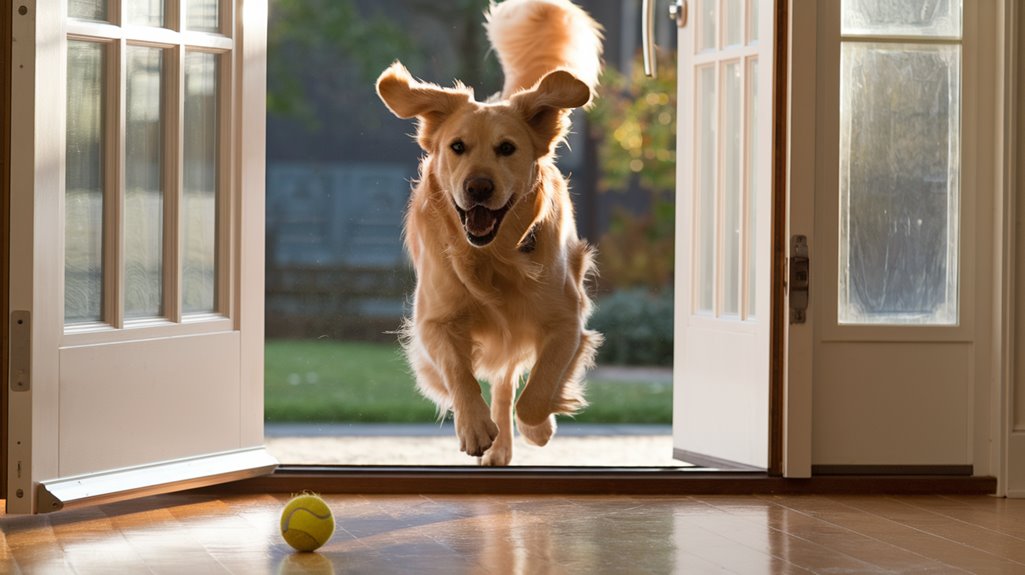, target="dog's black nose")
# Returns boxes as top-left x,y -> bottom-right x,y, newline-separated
464,177 -> 494,204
